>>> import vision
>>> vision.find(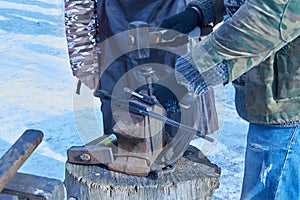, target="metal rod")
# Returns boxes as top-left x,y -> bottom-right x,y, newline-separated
134,105 -> 214,142
124,87 -> 144,99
